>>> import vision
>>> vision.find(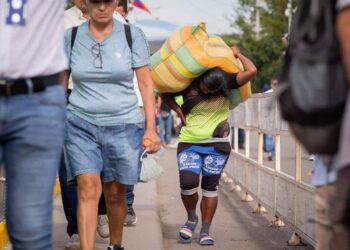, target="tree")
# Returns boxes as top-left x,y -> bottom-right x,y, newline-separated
66,0 -> 74,9
223,0 -> 296,92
